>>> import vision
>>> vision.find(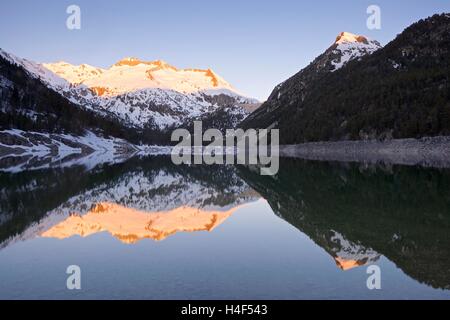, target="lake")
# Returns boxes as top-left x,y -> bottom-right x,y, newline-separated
0,156 -> 449,299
